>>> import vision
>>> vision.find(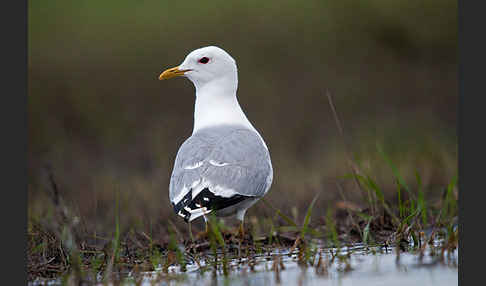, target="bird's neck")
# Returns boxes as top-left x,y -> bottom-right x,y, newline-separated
192,79 -> 254,134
